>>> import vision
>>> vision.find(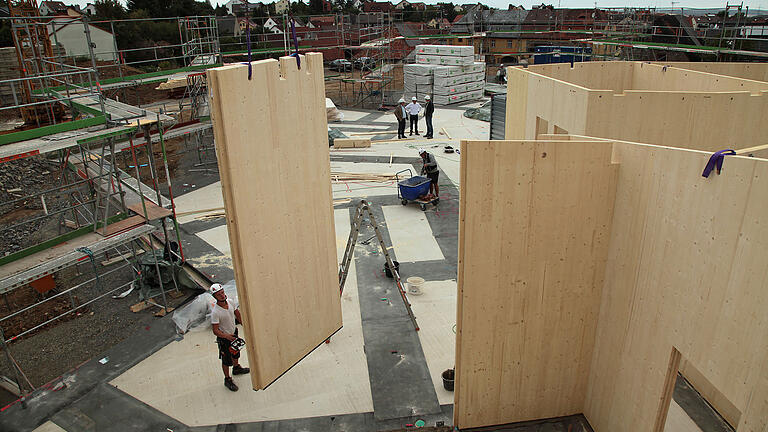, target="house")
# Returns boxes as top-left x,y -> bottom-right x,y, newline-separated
395,0 -> 425,10
451,5 -> 528,33
352,0 -> 364,10
224,0 -> 265,15
65,5 -> 81,16
46,17 -> 116,61
82,3 -> 97,15
275,0 -> 290,14
454,4 -> 464,12
263,17 -> 284,34
427,17 -> 450,29
38,1 -> 68,15
362,1 -> 394,13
